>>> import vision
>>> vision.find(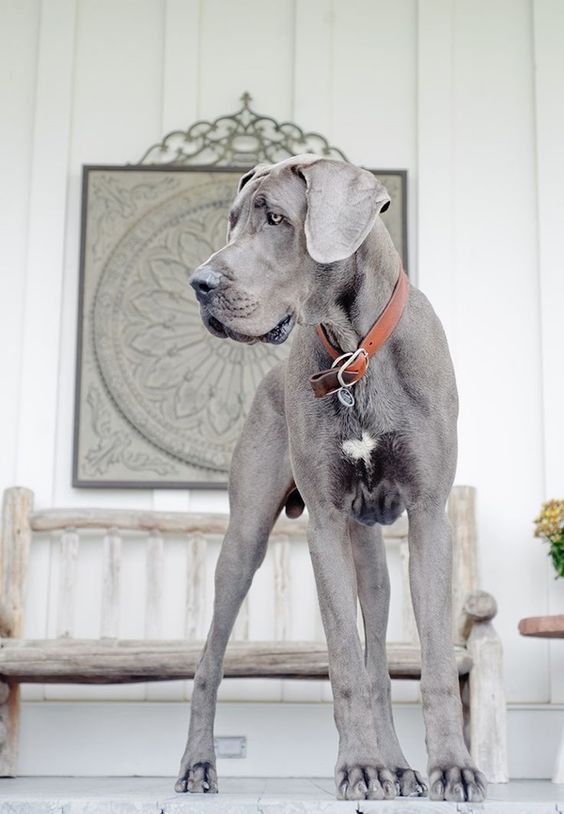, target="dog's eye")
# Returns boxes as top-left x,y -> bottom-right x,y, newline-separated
266,212 -> 284,226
